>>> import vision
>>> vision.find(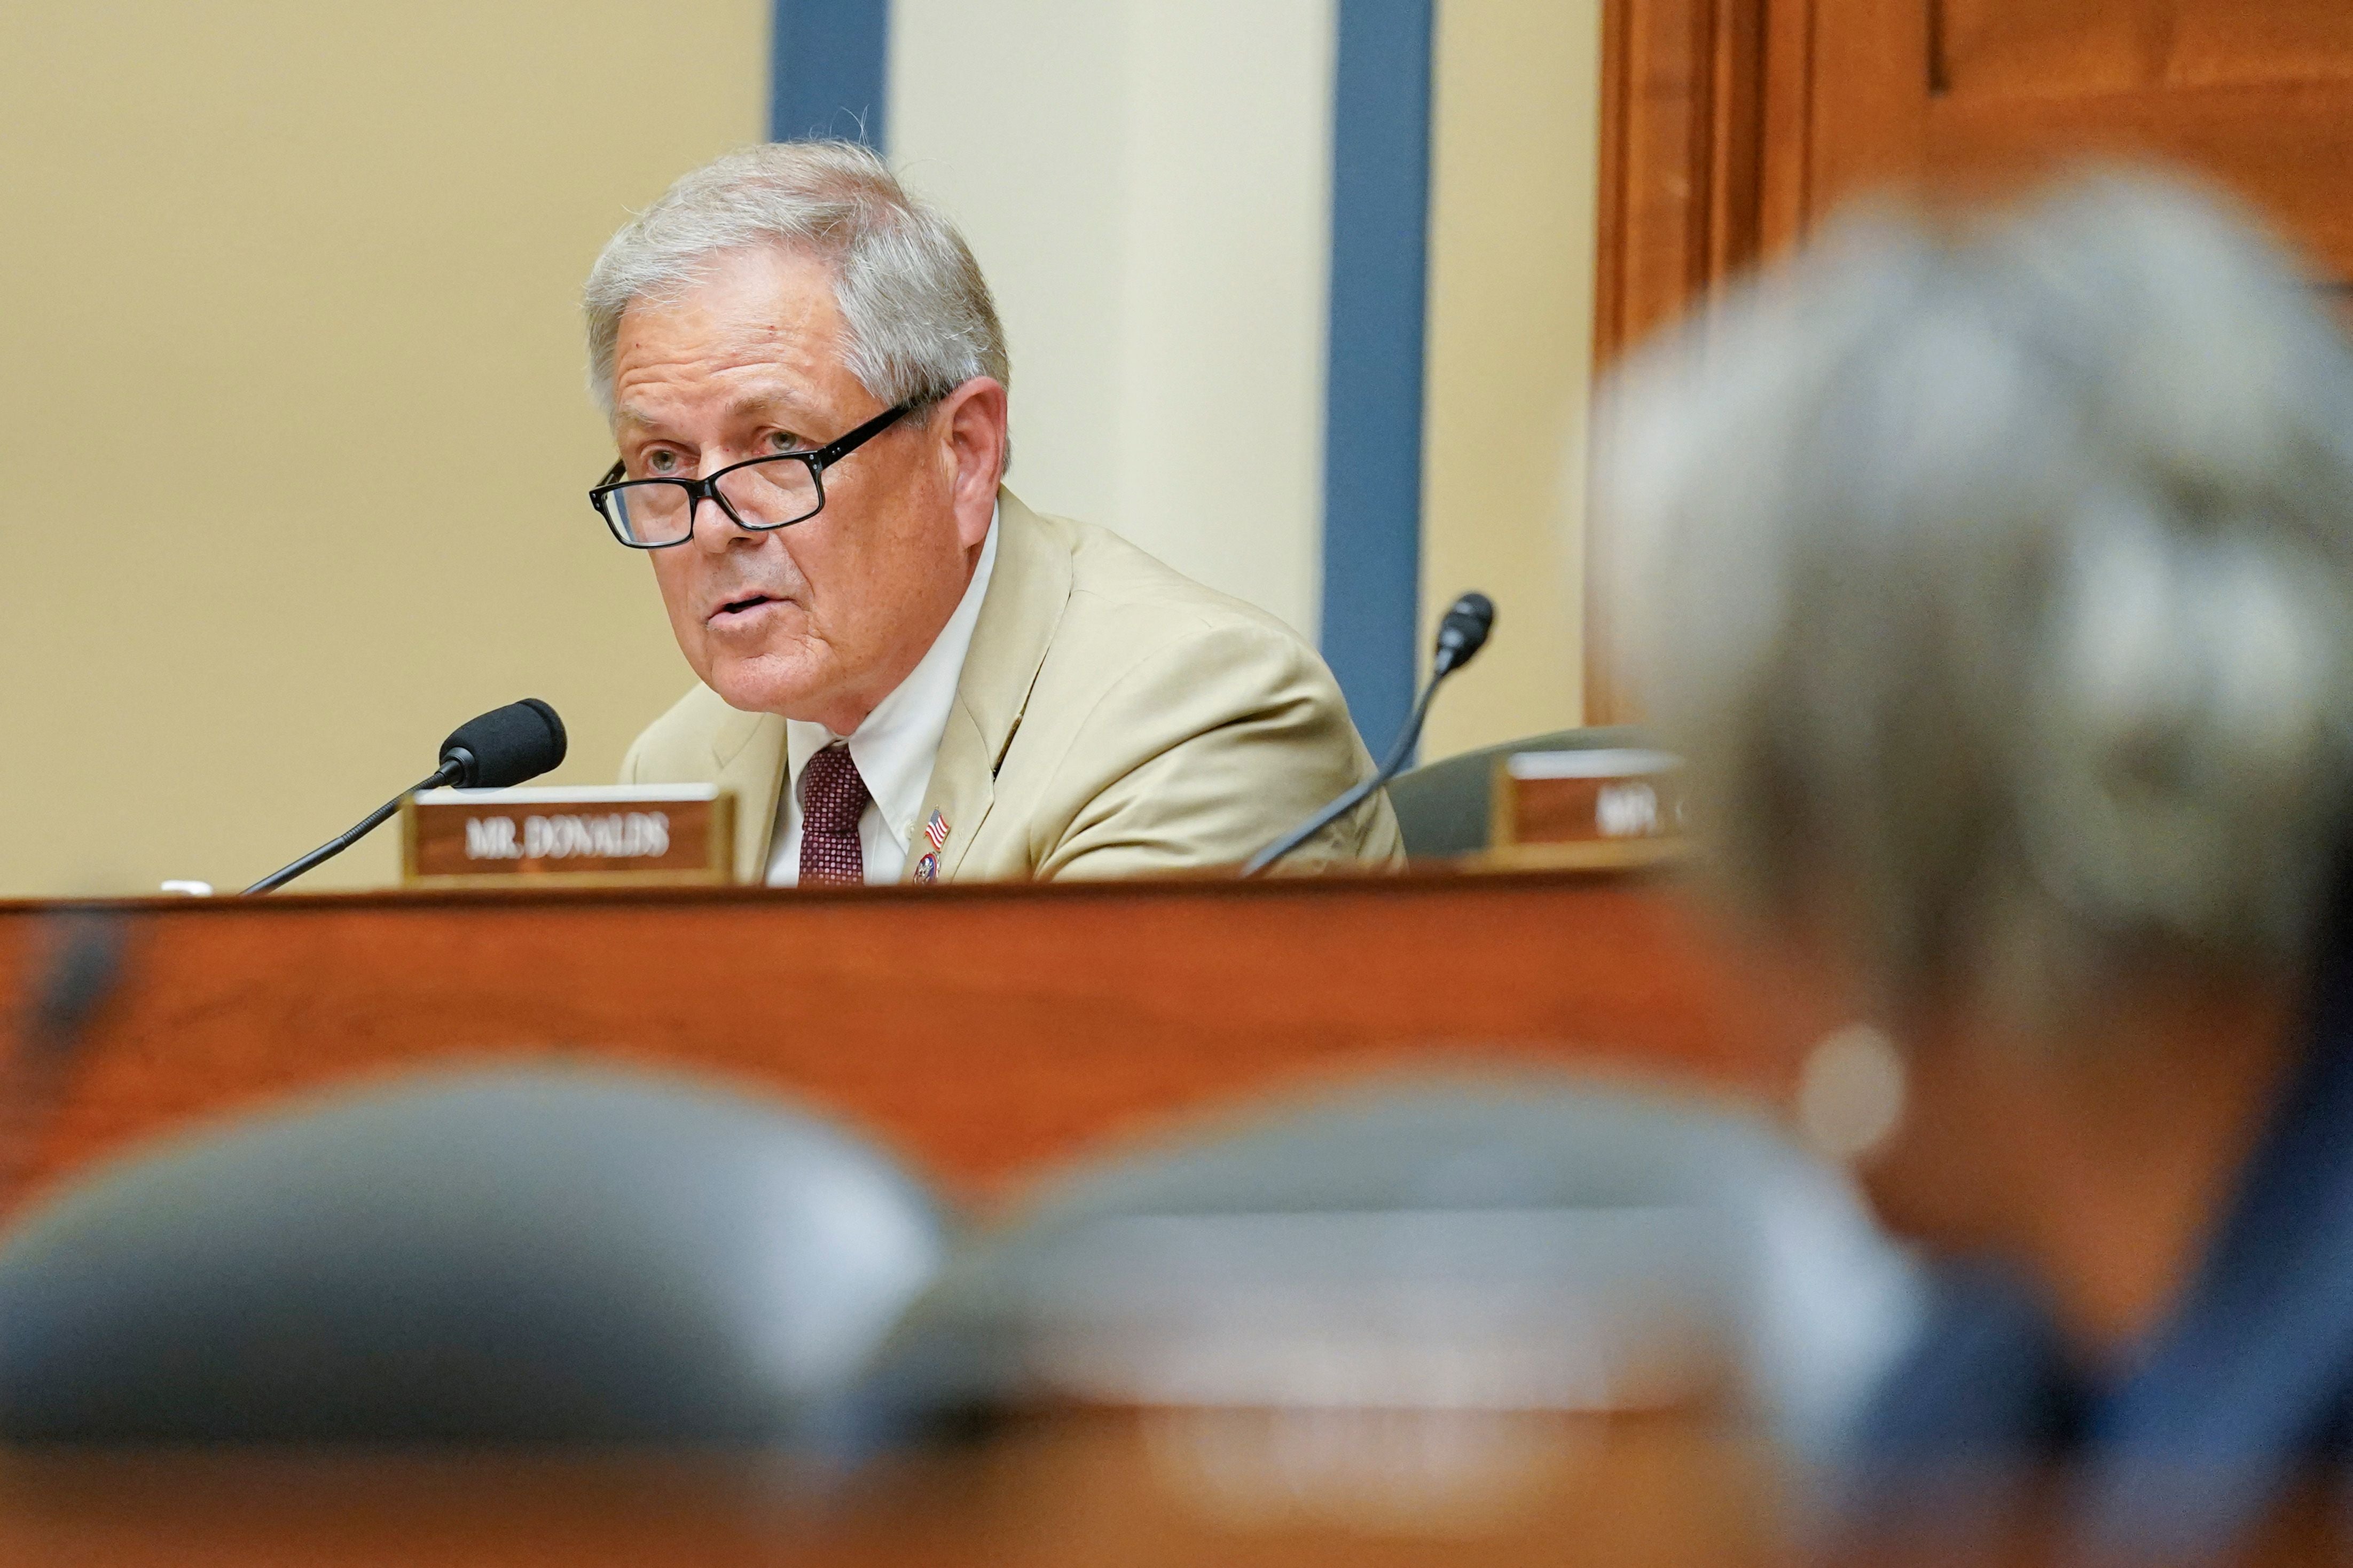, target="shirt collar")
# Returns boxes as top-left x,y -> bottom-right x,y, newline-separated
785,503 -> 1000,847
